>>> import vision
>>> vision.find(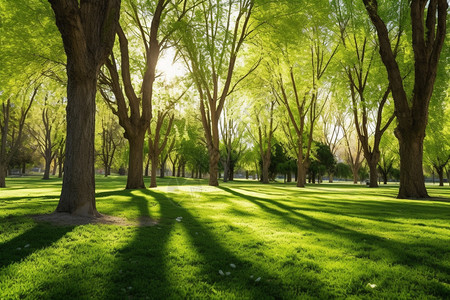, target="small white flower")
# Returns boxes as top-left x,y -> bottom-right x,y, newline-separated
226,272 -> 231,276
230,263 -> 236,268
24,244 -> 30,248
255,277 -> 261,282
367,283 -> 377,289
219,270 -> 224,276
176,217 -> 183,222
250,275 -> 254,279
16,247 -> 21,250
